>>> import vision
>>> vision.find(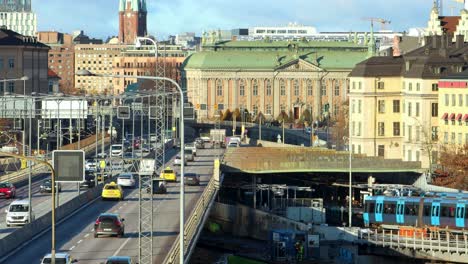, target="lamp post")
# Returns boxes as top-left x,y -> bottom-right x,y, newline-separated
343,136 -> 352,227
76,69 -> 185,264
